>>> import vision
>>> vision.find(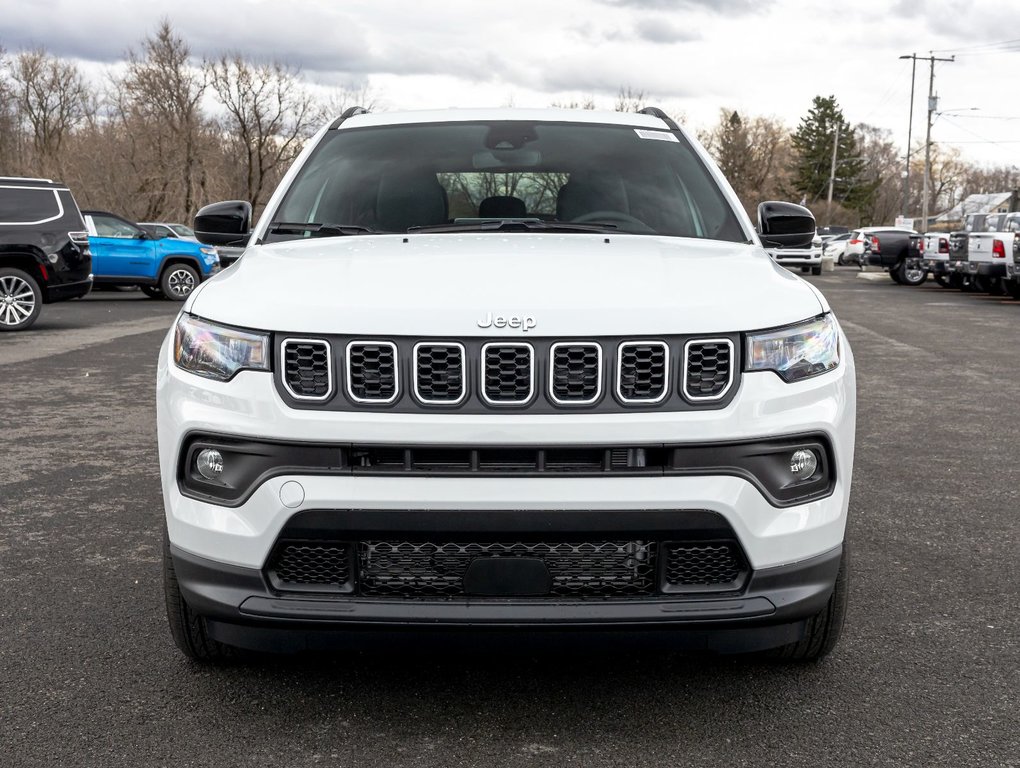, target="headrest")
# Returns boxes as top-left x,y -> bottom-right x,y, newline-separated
479,196 -> 527,218
375,170 -> 448,232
